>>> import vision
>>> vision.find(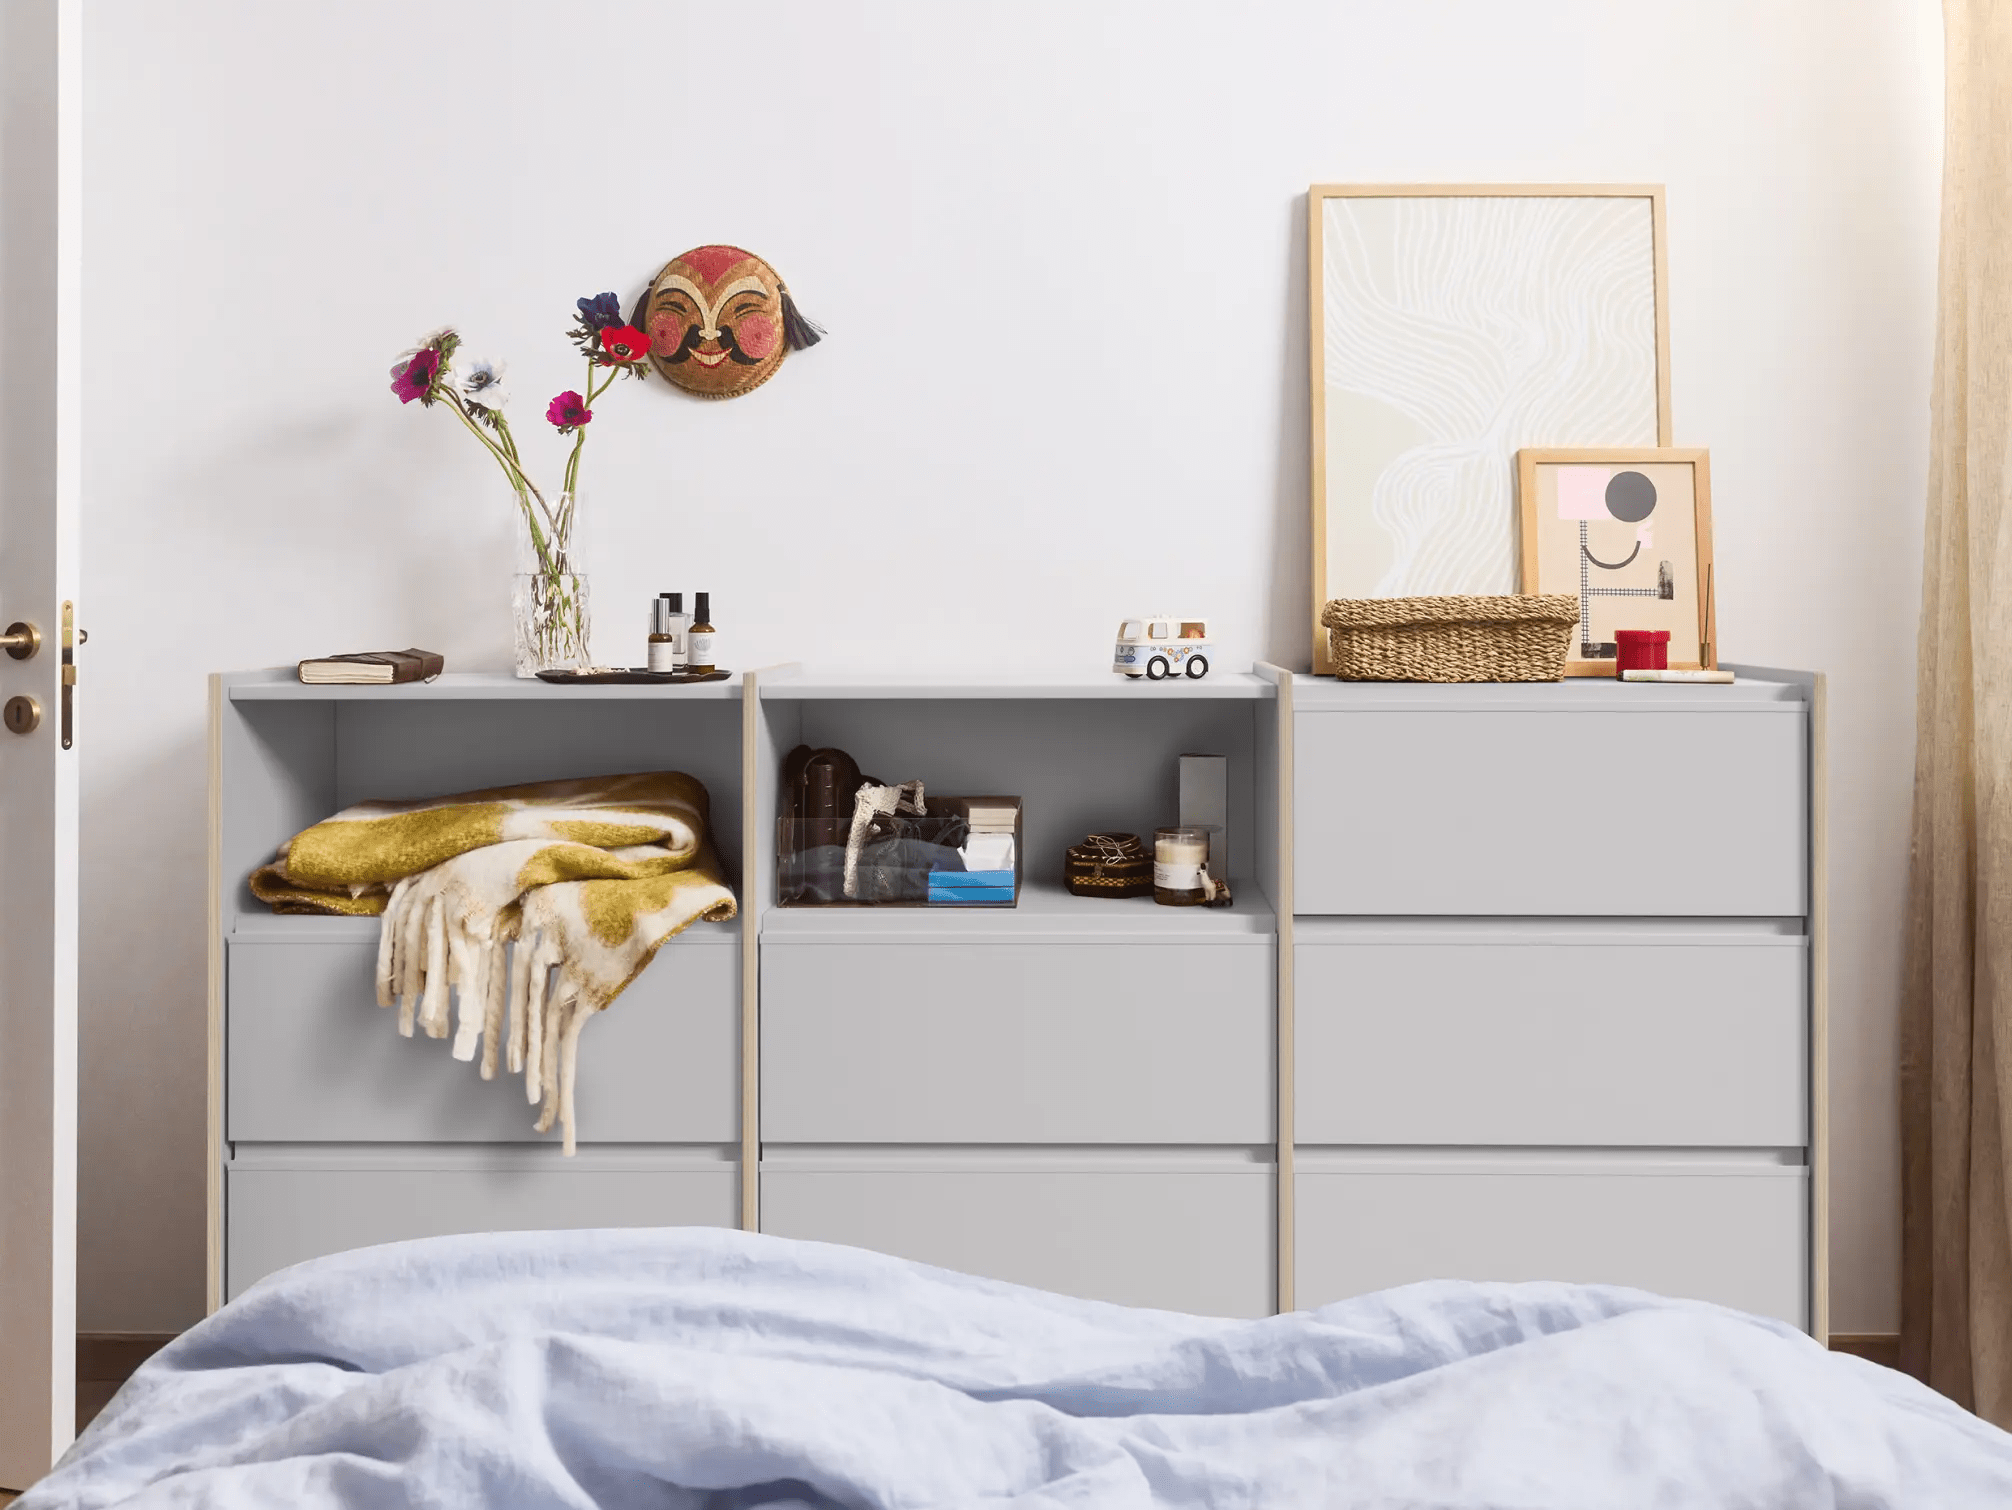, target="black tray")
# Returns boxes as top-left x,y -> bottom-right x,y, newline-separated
535,668 -> 732,685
